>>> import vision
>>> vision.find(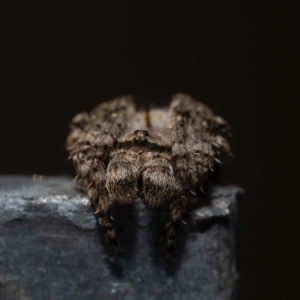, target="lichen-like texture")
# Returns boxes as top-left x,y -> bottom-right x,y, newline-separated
66,94 -> 232,257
